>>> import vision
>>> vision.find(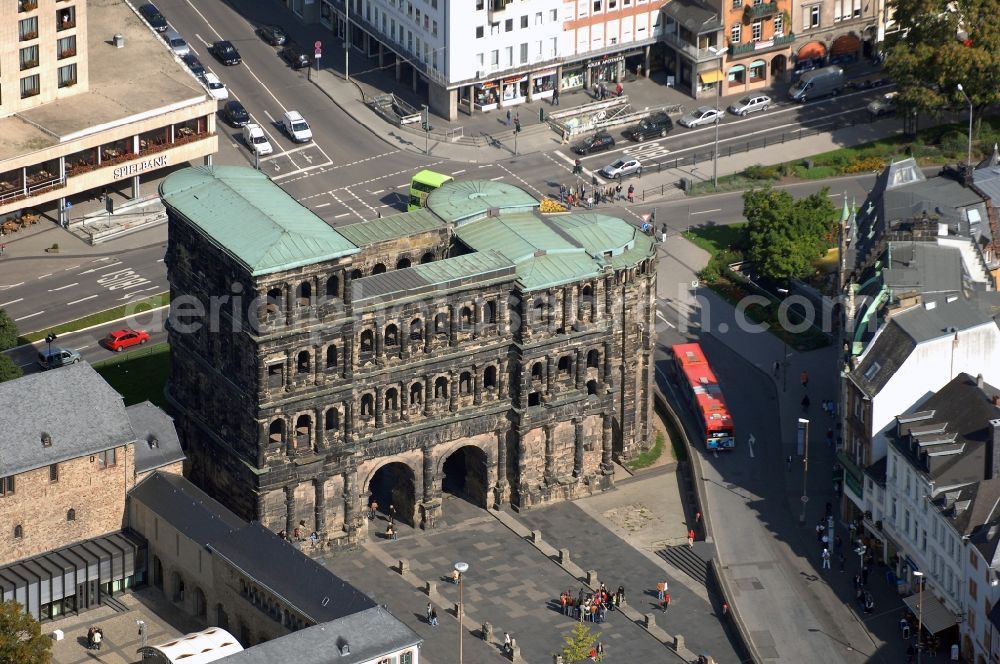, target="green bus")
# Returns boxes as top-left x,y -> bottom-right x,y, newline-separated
407,169 -> 454,211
